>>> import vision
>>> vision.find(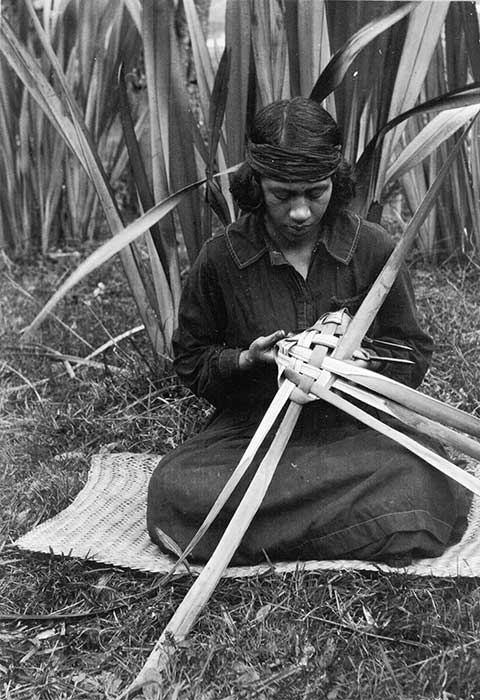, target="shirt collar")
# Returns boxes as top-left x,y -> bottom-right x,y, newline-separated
225,210 -> 362,269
